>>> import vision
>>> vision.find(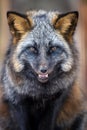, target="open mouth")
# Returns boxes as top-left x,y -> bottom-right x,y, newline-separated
38,74 -> 49,83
